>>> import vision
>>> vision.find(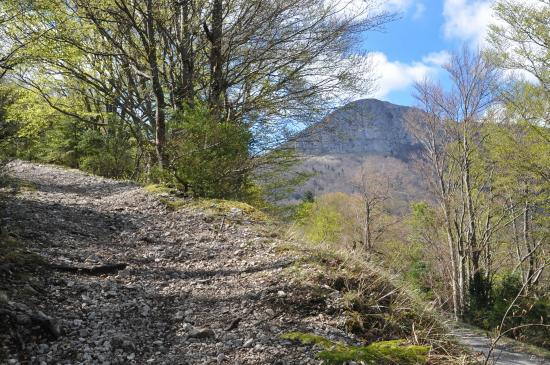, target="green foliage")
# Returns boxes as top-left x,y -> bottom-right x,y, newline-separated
255,148 -> 314,202
18,117 -> 135,178
303,190 -> 315,203
485,120 -> 550,193
294,200 -> 343,243
468,271 -> 492,312
406,260 -> 433,298
0,82 -> 21,160
398,202 -> 444,300
168,101 -> 252,199
281,332 -> 429,364
468,272 -> 550,349
5,86 -> 135,178
76,121 -> 135,178
487,0 -> 549,94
